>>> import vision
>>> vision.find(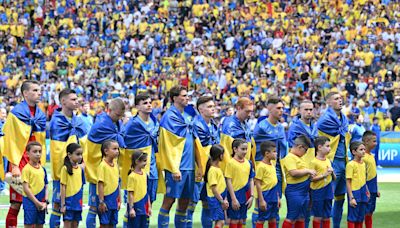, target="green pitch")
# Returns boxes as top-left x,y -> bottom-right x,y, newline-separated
0,182 -> 399,227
